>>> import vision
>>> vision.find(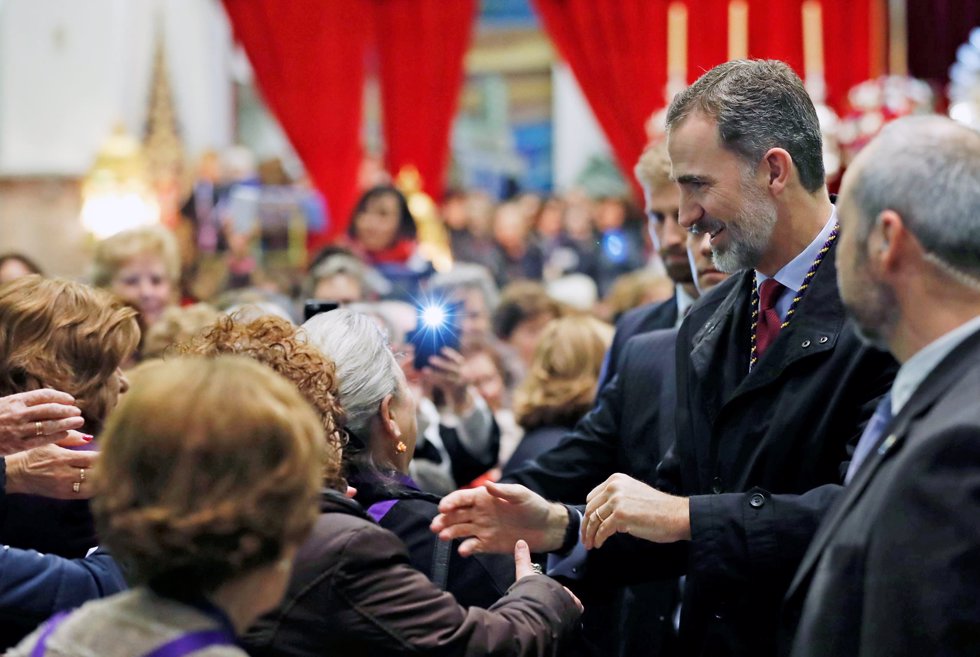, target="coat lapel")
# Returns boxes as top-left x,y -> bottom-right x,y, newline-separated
730,244 -> 845,401
690,271 -> 751,425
